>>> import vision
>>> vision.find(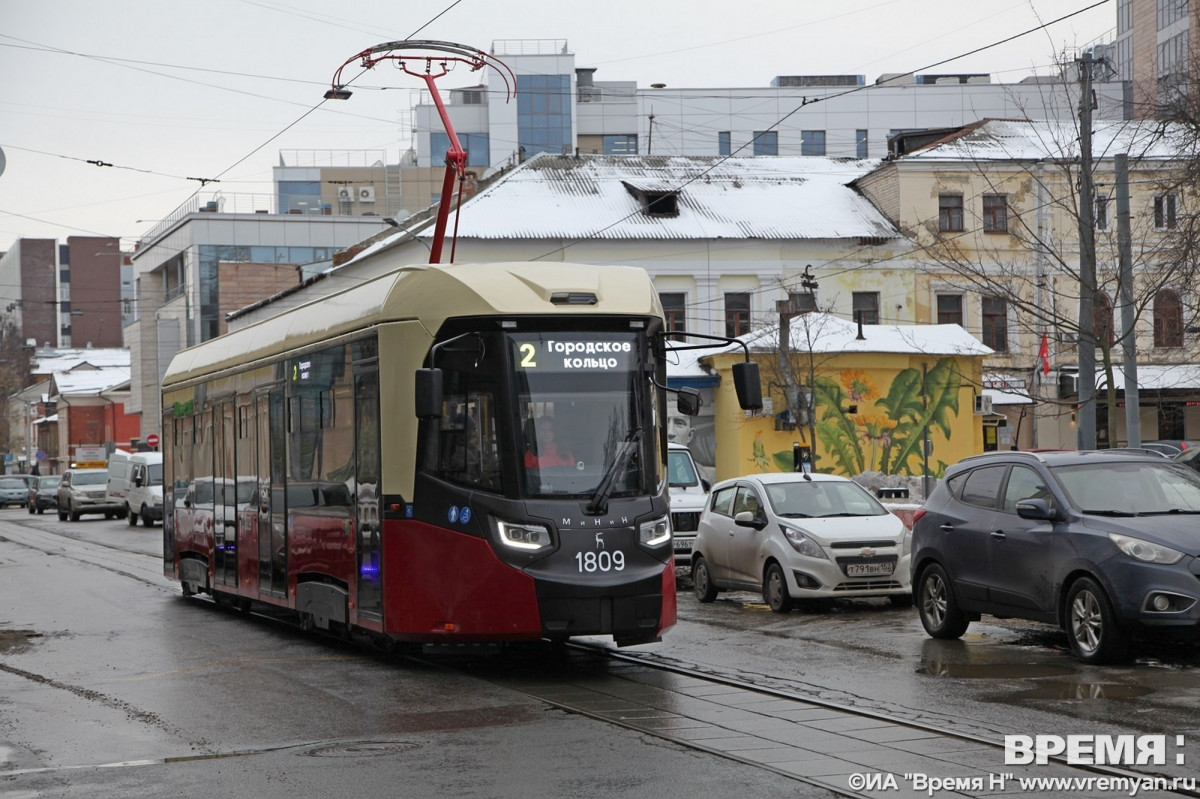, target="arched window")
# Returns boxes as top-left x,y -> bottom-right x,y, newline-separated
1154,289 -> 1183,348
1094,292 -> 1115,347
